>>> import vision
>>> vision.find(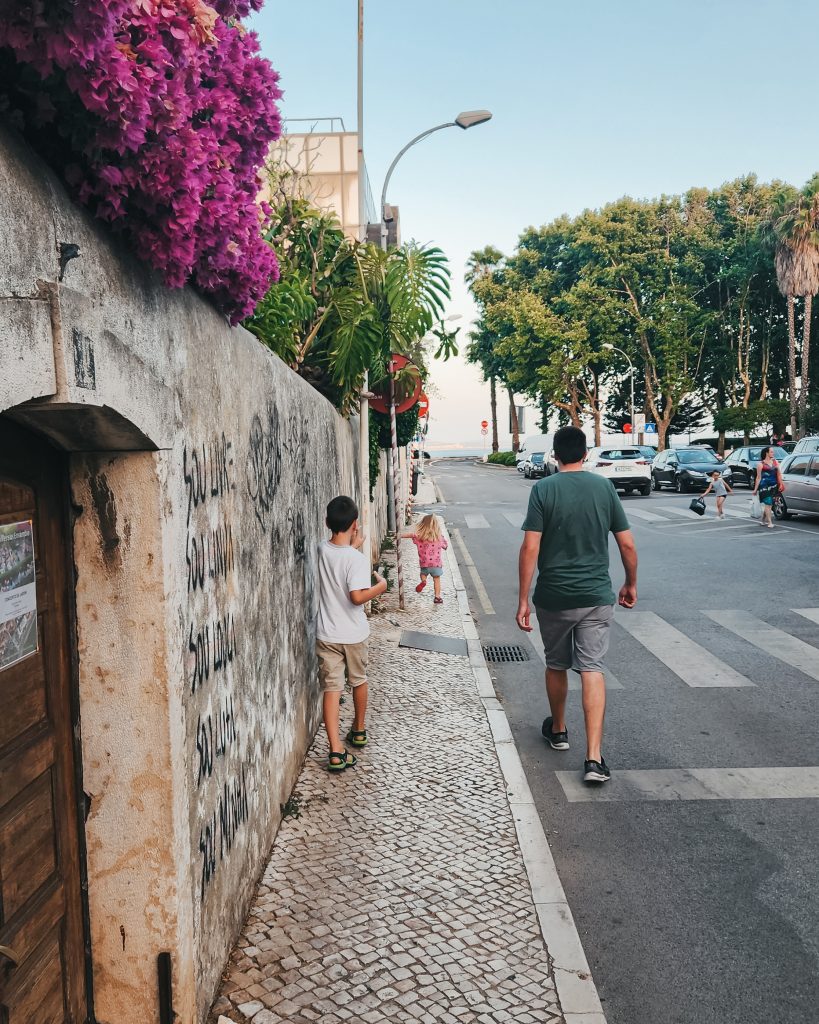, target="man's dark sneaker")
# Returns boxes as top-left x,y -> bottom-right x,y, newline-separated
583,758 -> 611,783
541,717 -> 569,750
